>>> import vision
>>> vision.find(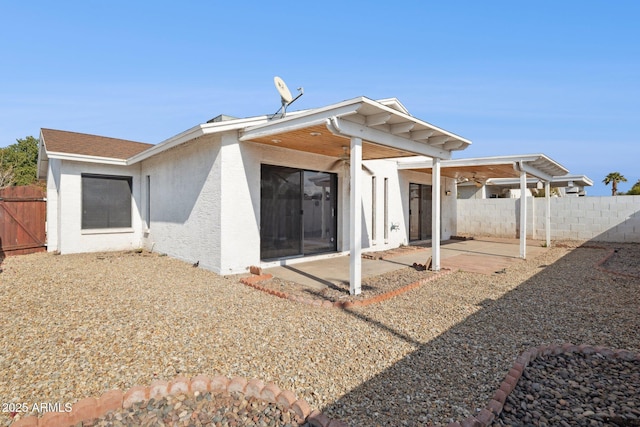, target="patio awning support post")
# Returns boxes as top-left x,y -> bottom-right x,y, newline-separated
349,136 -> 362,295
545,180 -> 551,247
432,157 -> 441,271
519,165 -> 527,259
531,195 -> 536,240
